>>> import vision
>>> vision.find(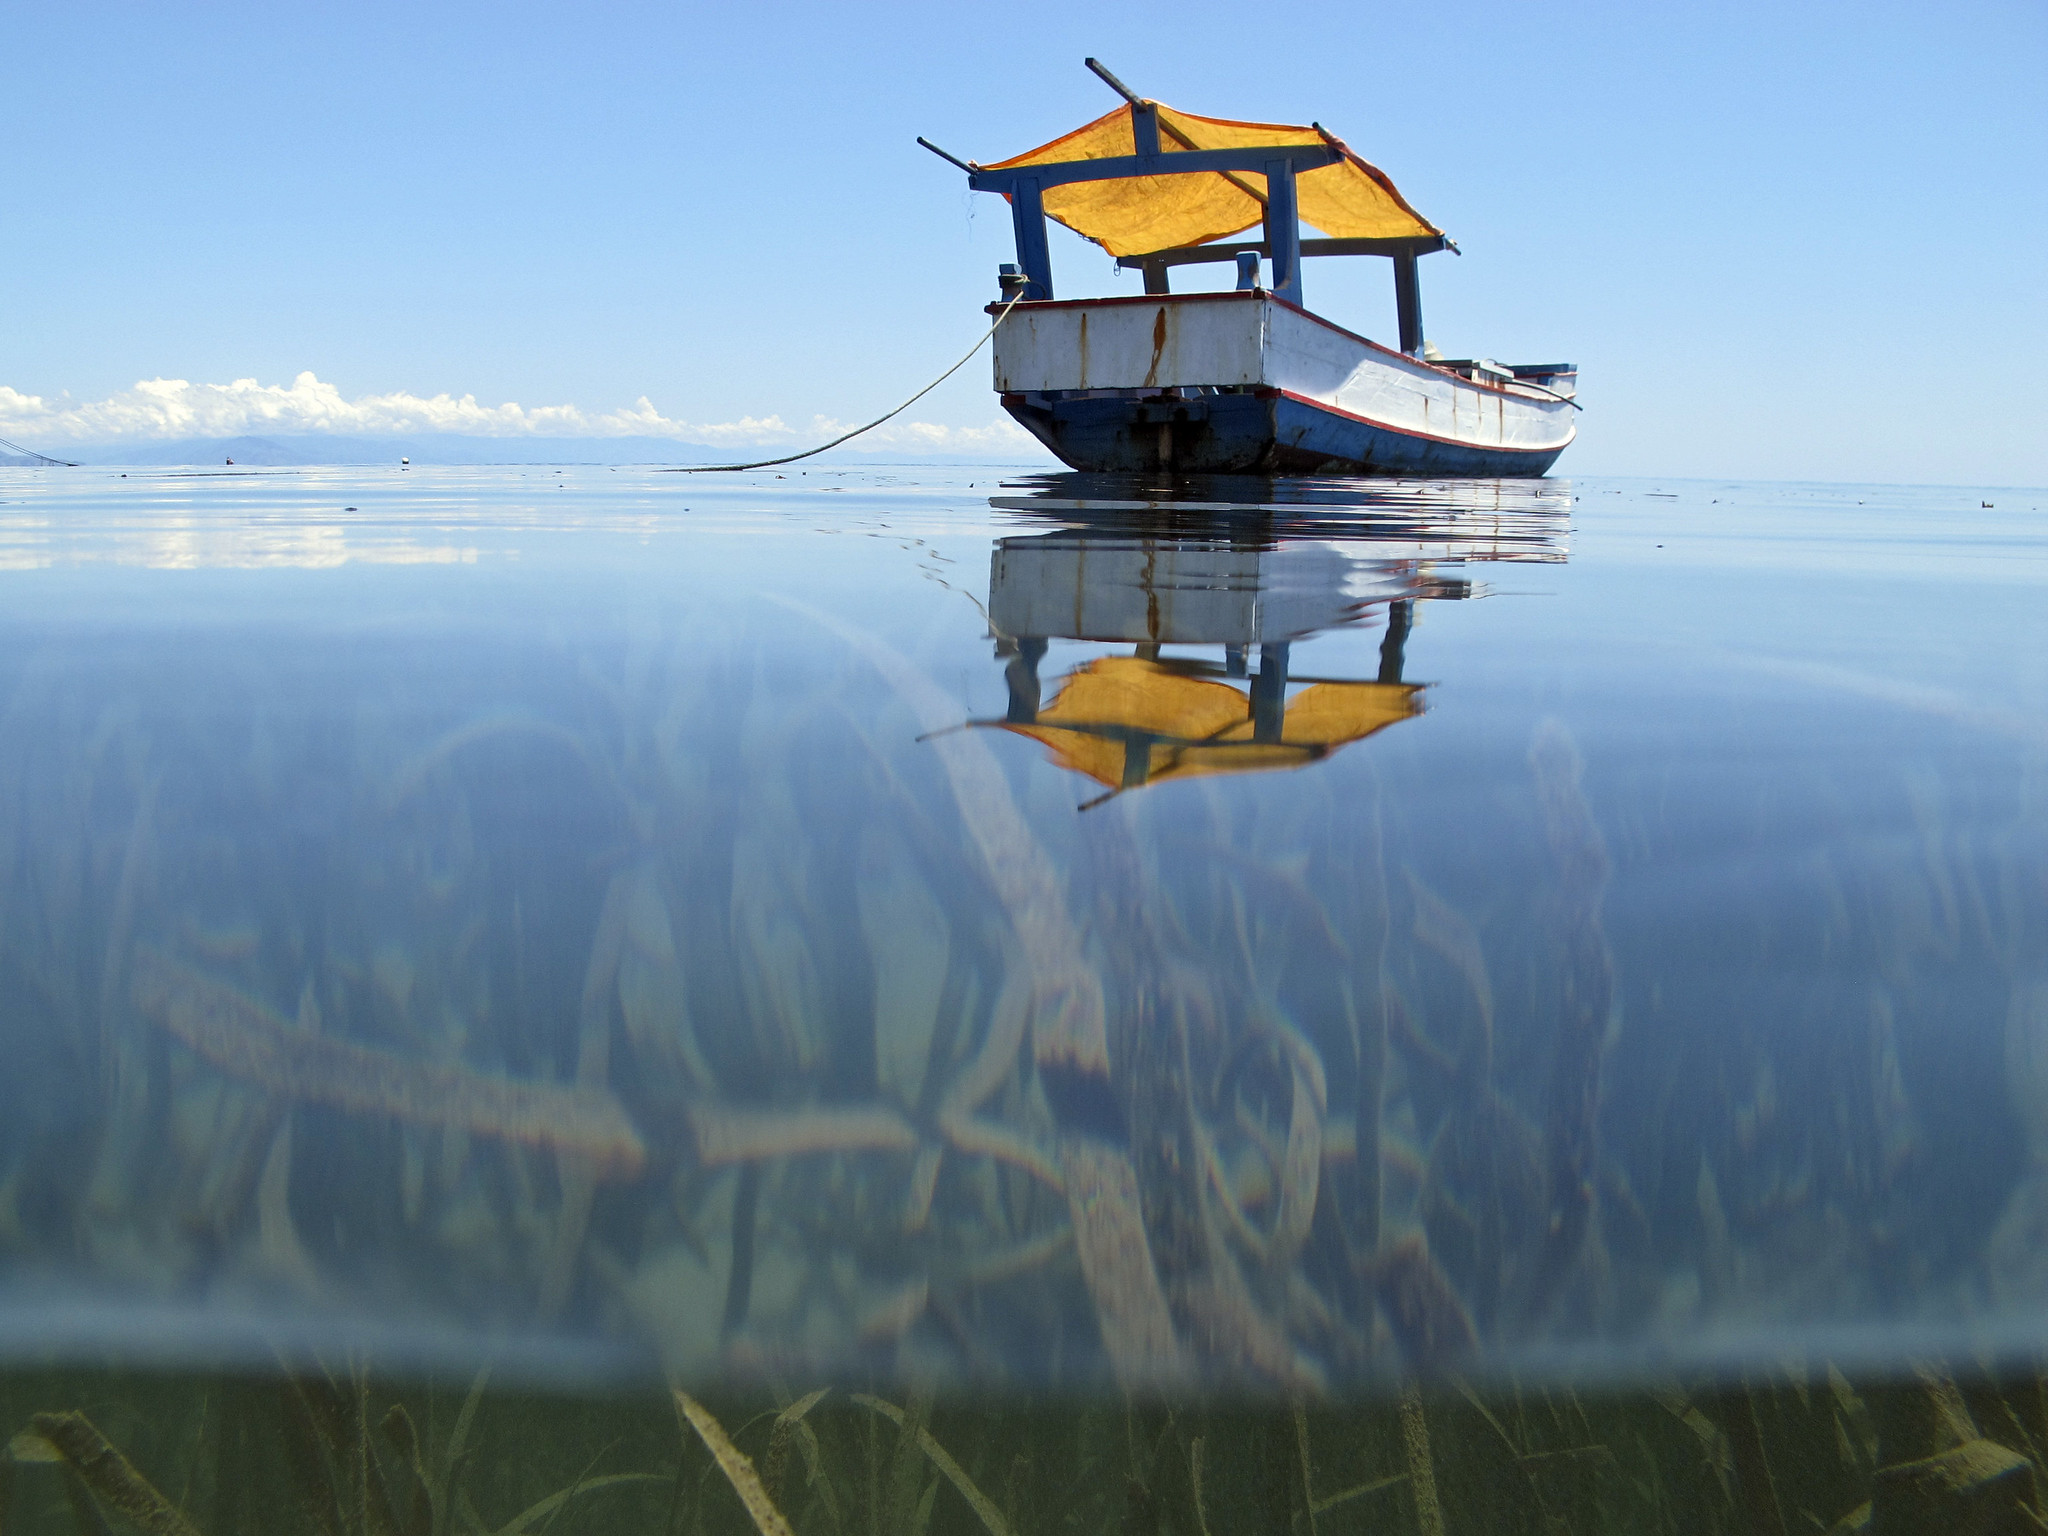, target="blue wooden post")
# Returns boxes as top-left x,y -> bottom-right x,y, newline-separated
963,141 -> 1339,306
1121,733 -> 1157,789
1004,636 -> 1048,722
1393,248 -> 1424,355
1135,98 -> 1168,295
1377,599 -> 1412,683
1010,176 -> 1054,301
1131,101 -> 1161,157
1263,159 -> 1302,307
1252,641 -> 1290,743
